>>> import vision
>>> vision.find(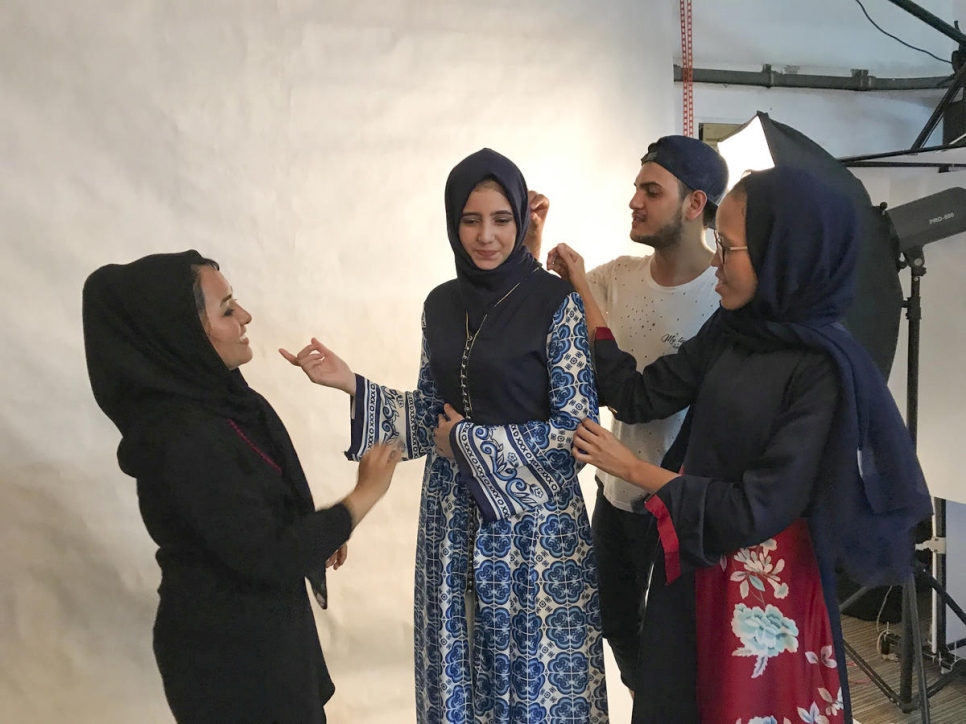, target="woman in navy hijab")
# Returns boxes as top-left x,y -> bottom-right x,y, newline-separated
284,149 -> 608,723
556,166 -> 932,723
